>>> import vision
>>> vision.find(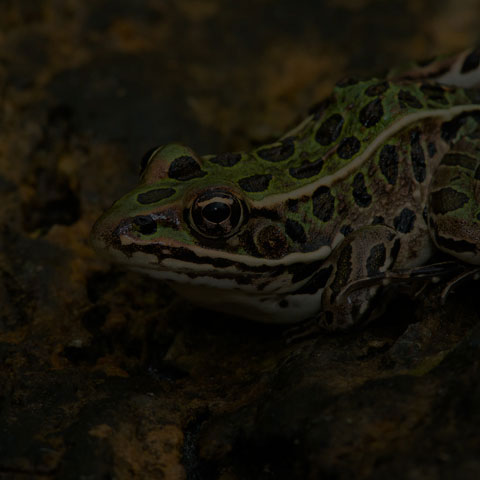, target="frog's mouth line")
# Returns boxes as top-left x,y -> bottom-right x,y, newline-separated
114,229 -> 335,269
100,239 -> 334,295
110,236 -> 334,275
